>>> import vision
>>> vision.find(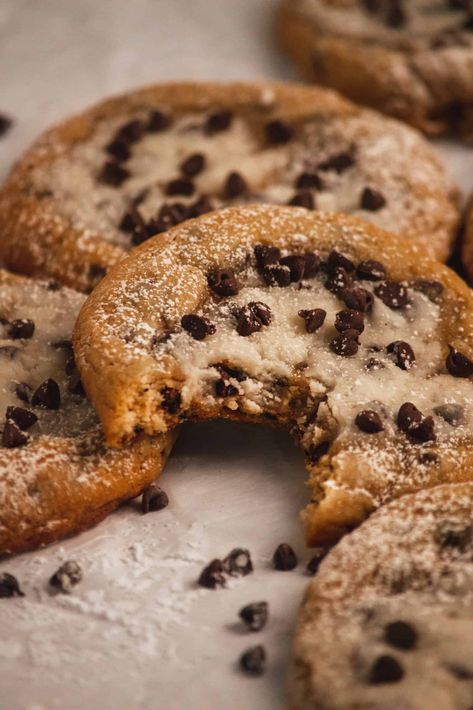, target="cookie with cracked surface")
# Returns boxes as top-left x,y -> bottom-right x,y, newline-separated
0,81 -> 459,292
290,483 -> 473,710
276,0 -> 473,139
73,205 -> 473,545
0,270 -> 175,555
